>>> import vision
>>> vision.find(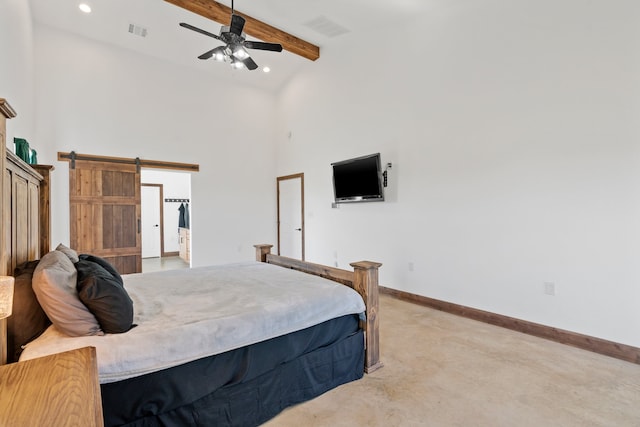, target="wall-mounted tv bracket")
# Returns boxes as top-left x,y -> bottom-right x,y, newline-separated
383,162 -> 392,187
